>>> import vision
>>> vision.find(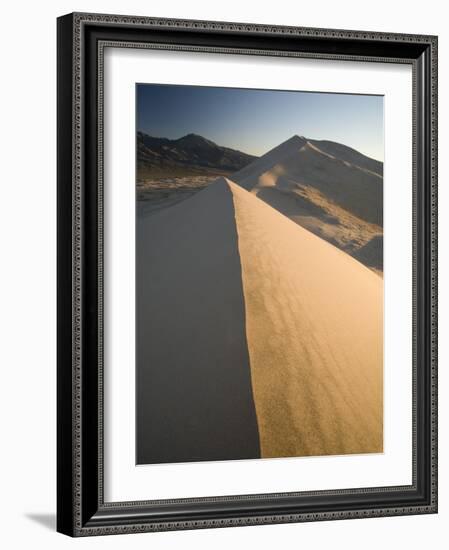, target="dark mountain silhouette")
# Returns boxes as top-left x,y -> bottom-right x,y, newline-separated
137,132 -> 256,175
